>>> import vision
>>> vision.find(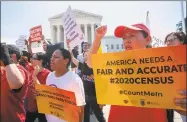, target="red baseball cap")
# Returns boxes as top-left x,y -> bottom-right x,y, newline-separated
114,23 -> 150,38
